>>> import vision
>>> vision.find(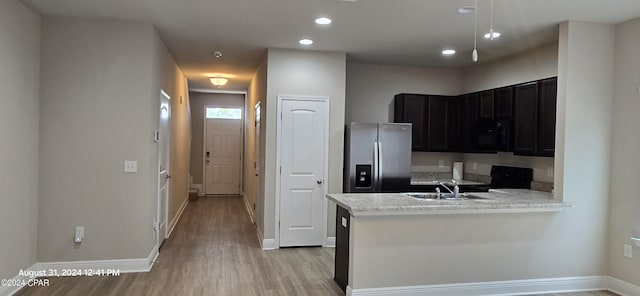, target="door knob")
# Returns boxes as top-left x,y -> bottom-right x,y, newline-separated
166,174 -> 172,179
317,179 -> 323,184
